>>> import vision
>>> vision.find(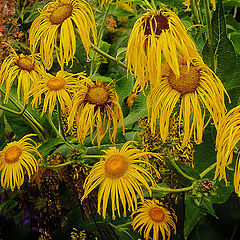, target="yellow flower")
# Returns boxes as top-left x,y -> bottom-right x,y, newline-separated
126,9 -> 200,93
183,0 -> 216,11
0,48 -> 44,104
68,79 -> 124,147
0,134 -> 42,191
31,70 -> 80,117
131,200 -> 177,240
214,105 -> 240,196
147,58 -> 228,147
82,141 -> 156,219
29,0 -> 97,69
